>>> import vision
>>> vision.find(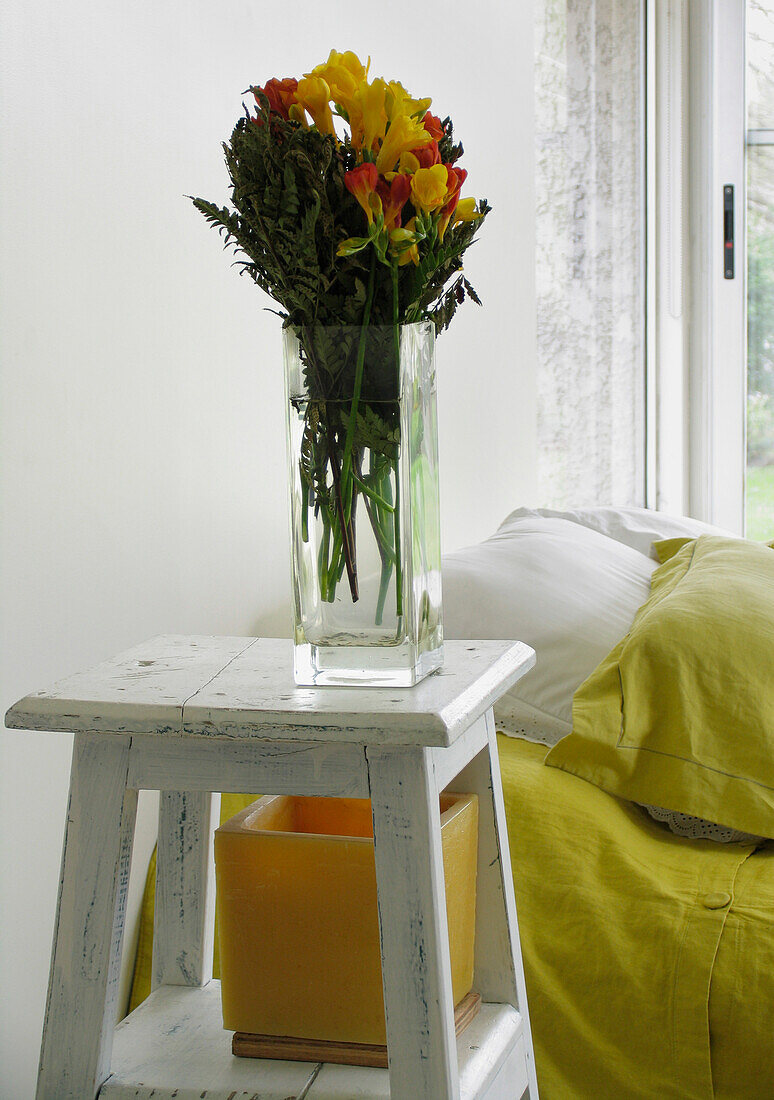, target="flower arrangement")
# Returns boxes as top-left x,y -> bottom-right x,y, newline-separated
192,50 -> 489,626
